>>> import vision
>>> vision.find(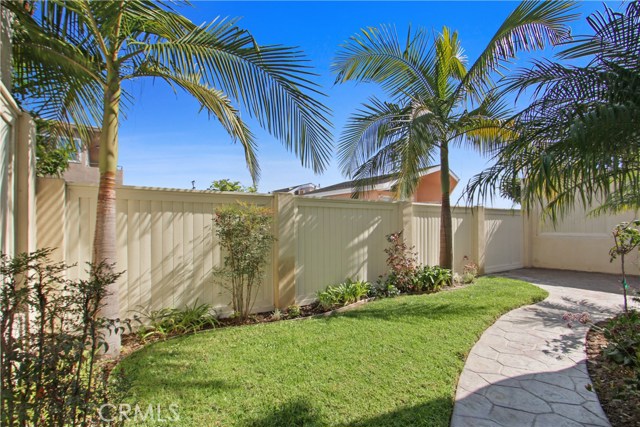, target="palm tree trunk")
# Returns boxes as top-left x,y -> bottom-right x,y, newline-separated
439,142 -> 453,270
93,70 -> 121,356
